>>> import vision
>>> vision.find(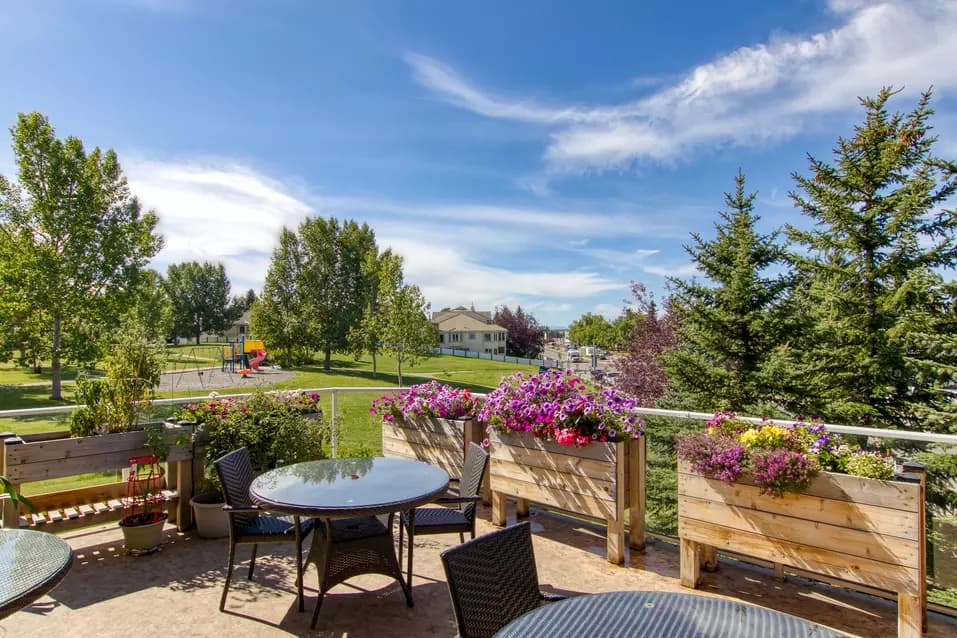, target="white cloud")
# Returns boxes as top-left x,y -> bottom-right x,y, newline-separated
124,157 -> 637,322
406,1 -> 957,171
